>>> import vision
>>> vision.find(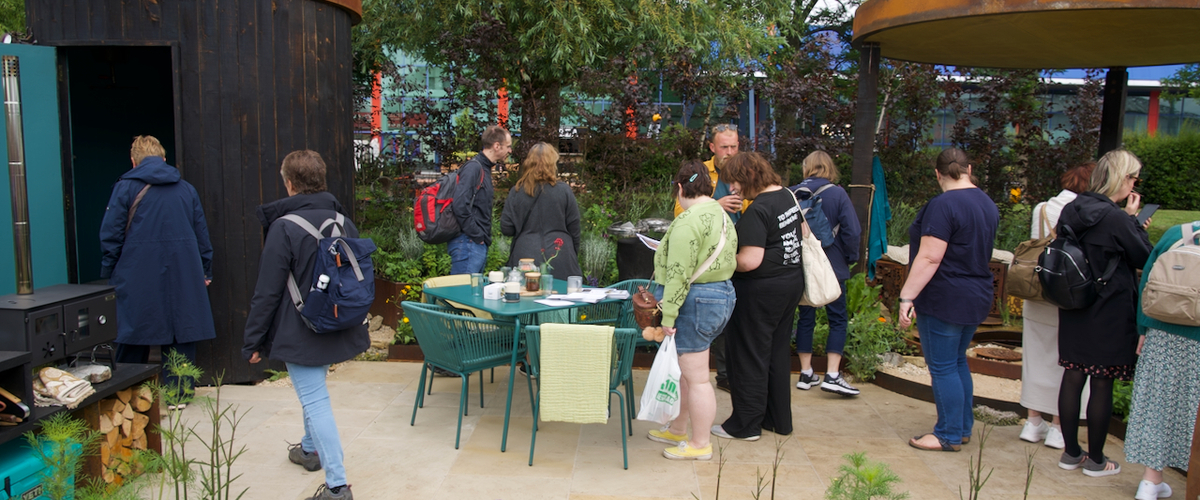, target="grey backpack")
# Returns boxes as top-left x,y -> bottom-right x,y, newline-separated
1141,222 -> 1200,326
